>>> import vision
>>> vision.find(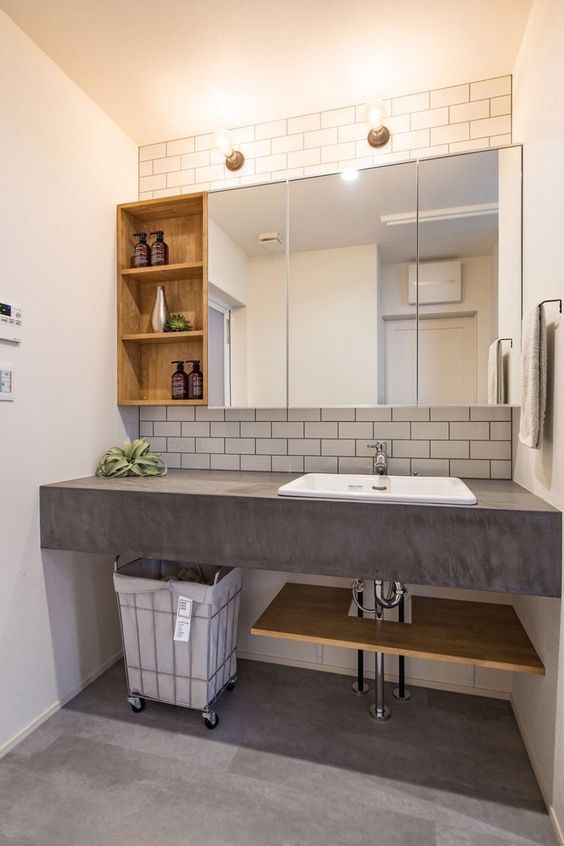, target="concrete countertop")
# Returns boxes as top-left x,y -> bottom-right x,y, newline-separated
39,470 -> 562,597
